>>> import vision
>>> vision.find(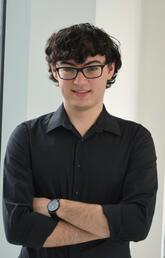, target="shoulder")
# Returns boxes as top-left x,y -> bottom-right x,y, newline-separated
111,115 -> 156,157
111,114 -> 152,139
8,112 -> 54,144
106,112 -> 155,151
106,114 -> 157,164
25,112 -> 54,130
